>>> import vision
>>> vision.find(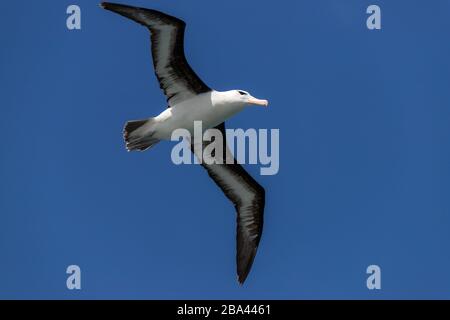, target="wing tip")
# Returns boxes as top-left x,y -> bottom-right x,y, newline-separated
100,2 -> 128,12
237,244 -> 261,285
237,274 -> 247,286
